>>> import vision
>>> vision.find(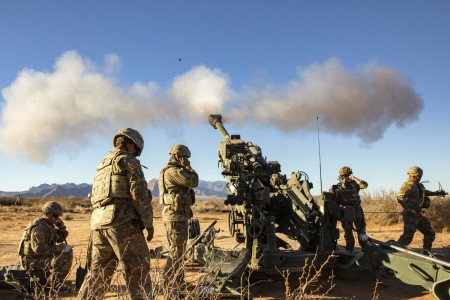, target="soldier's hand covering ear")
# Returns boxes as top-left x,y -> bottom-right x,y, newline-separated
146,226 -> 154,242
180,156 -> 191,168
